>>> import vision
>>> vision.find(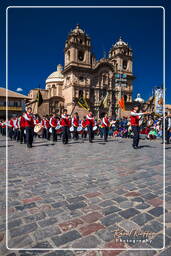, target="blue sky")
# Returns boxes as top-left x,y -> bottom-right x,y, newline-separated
0,0 -> 170,103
